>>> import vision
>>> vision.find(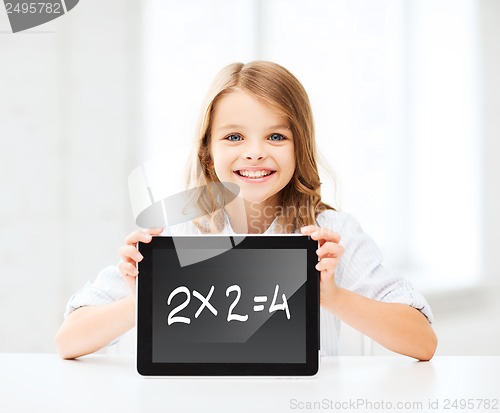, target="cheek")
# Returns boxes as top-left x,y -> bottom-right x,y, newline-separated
211,147 -> 231,175
210,149 -> 219,166
209,144 -> 220,167
212,143 -> 239,164
281,147 -> 296,175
